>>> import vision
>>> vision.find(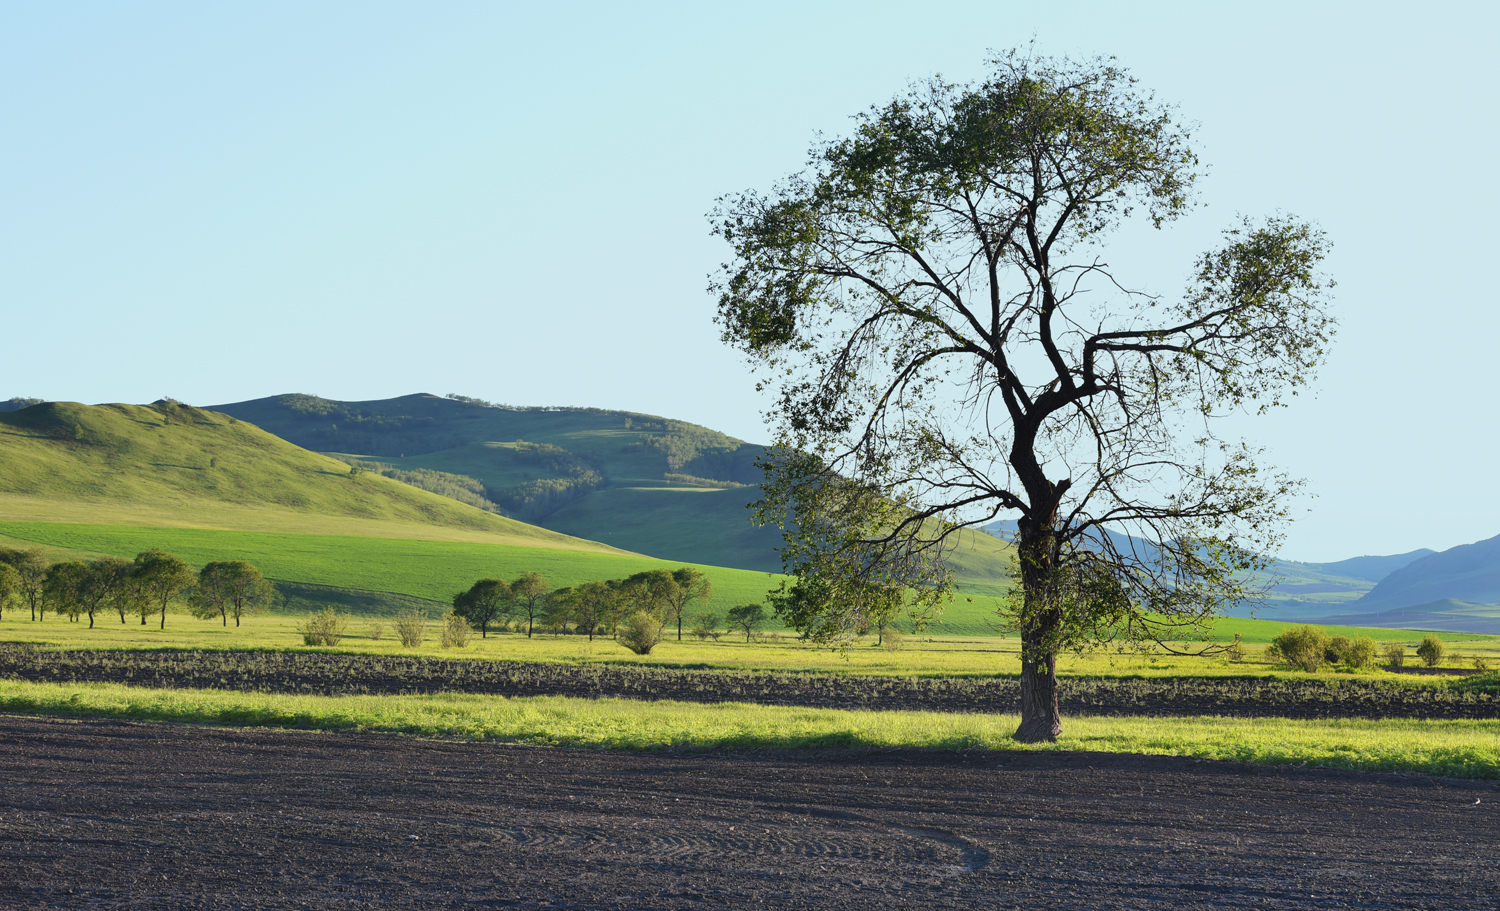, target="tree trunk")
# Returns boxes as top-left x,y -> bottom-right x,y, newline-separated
1012,511 -> 1063,743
